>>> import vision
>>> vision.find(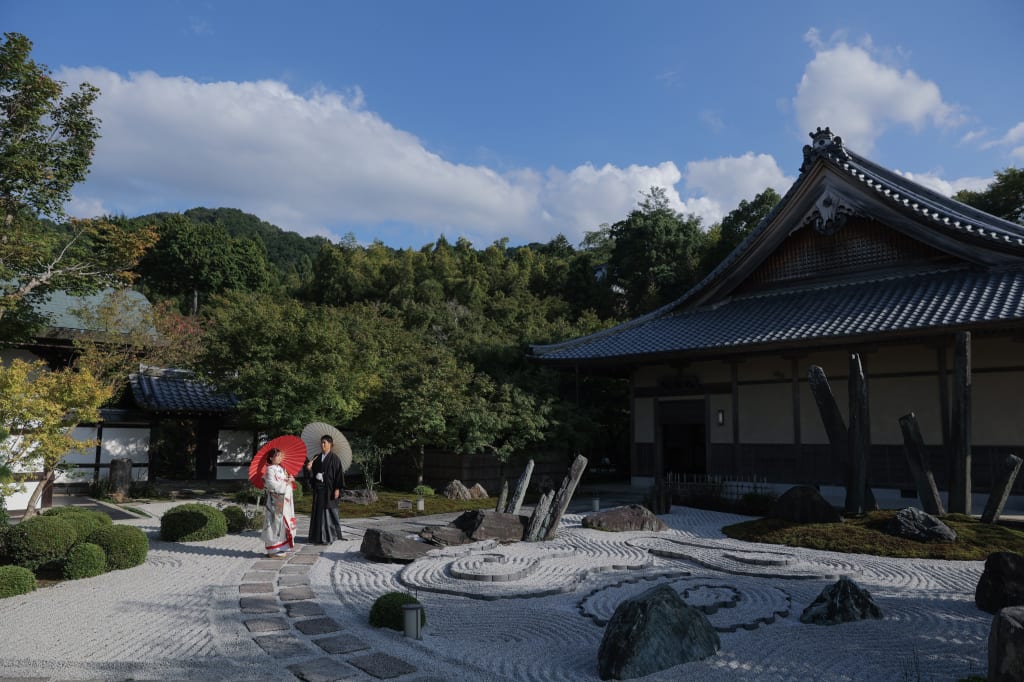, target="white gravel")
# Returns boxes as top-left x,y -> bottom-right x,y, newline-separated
0,502 -> 993,681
